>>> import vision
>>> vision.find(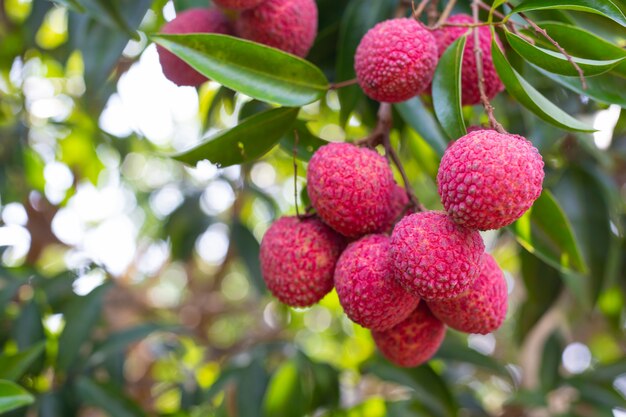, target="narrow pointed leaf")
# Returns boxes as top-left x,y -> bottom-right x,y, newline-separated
491,34 -> 595,132
0,380 -> 34,413
433,35 -> 467,140
0,342 -> 45,381
505,30 -> 624,76
172,107 -> 299,167
152,34 -> 328,107
395,97 -> 449,157
77,377 -> 147,417
509,0 -> 626,27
